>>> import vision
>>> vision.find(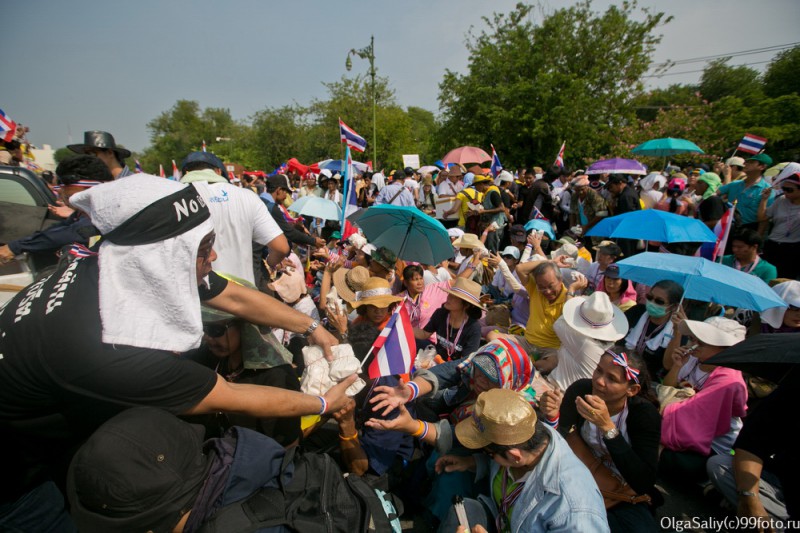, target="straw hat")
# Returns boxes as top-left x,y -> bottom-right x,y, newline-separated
455,388 -> 538,449
679,317 -> 745,347
562,292 -> 628,342
332,266 -> 371,303
452,233 -> 485,250
351,277 -> 403,309
440,278 -> 484,309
